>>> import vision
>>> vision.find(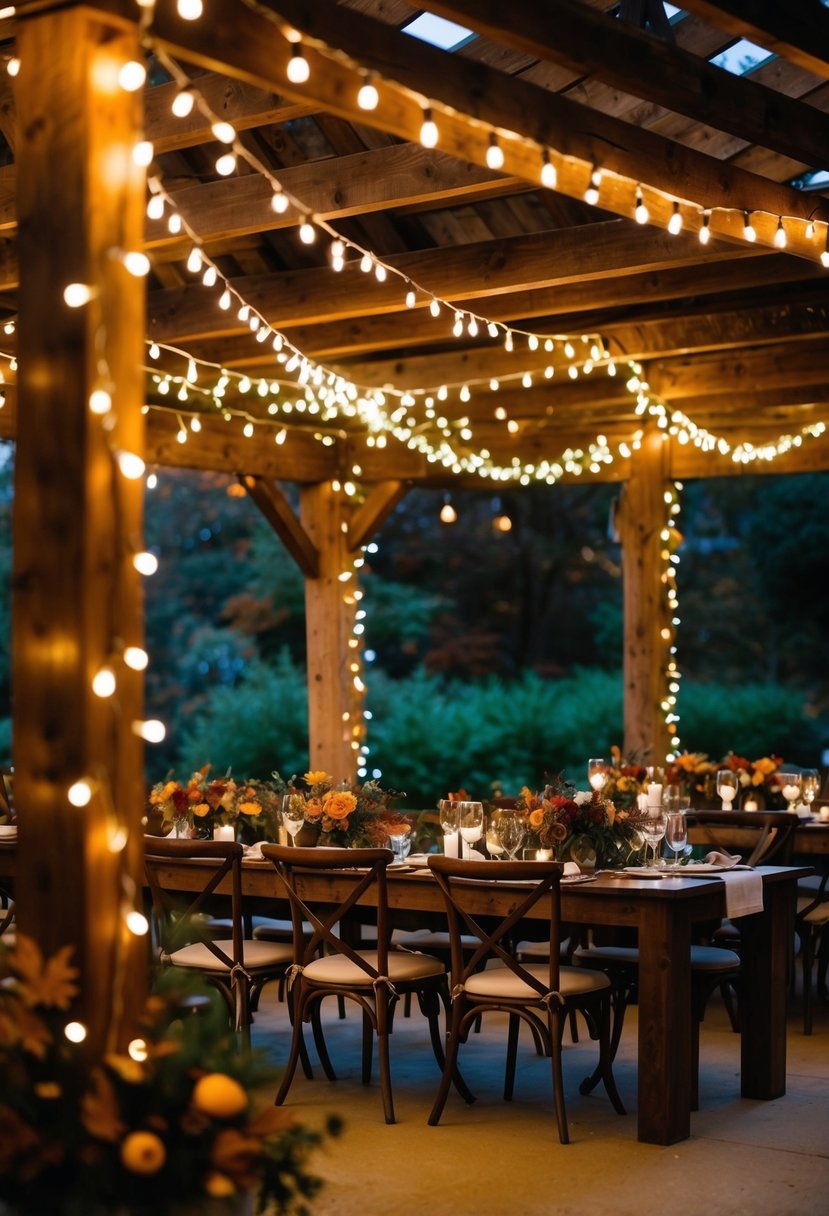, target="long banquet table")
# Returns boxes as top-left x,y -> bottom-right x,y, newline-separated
0,843 -> 809,1146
